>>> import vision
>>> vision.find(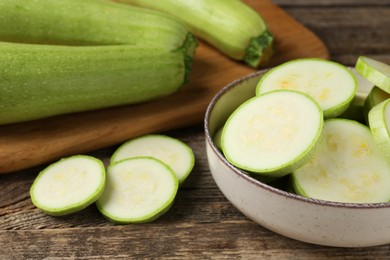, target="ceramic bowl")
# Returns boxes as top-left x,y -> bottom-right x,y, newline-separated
204,68 -> 390,247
